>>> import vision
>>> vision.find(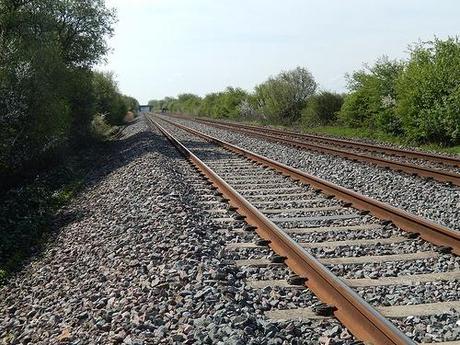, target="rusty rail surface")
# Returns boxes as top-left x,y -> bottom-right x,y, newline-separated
192,115 -> 460,168
158,116 -> 460,256
176,116 -> 460,186
147,116 -> 414,345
